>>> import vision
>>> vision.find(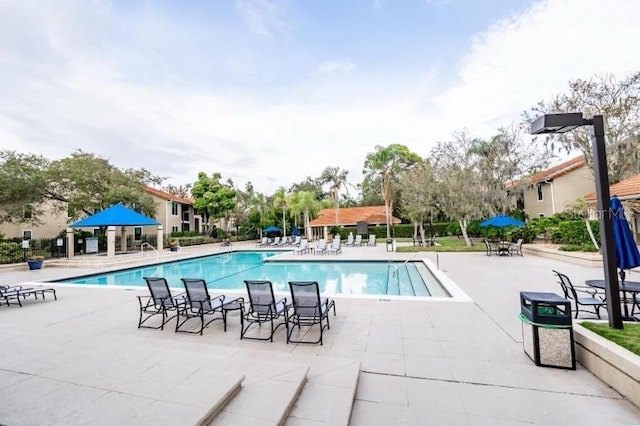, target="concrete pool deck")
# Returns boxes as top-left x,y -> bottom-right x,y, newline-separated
1,242 -> 640,425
